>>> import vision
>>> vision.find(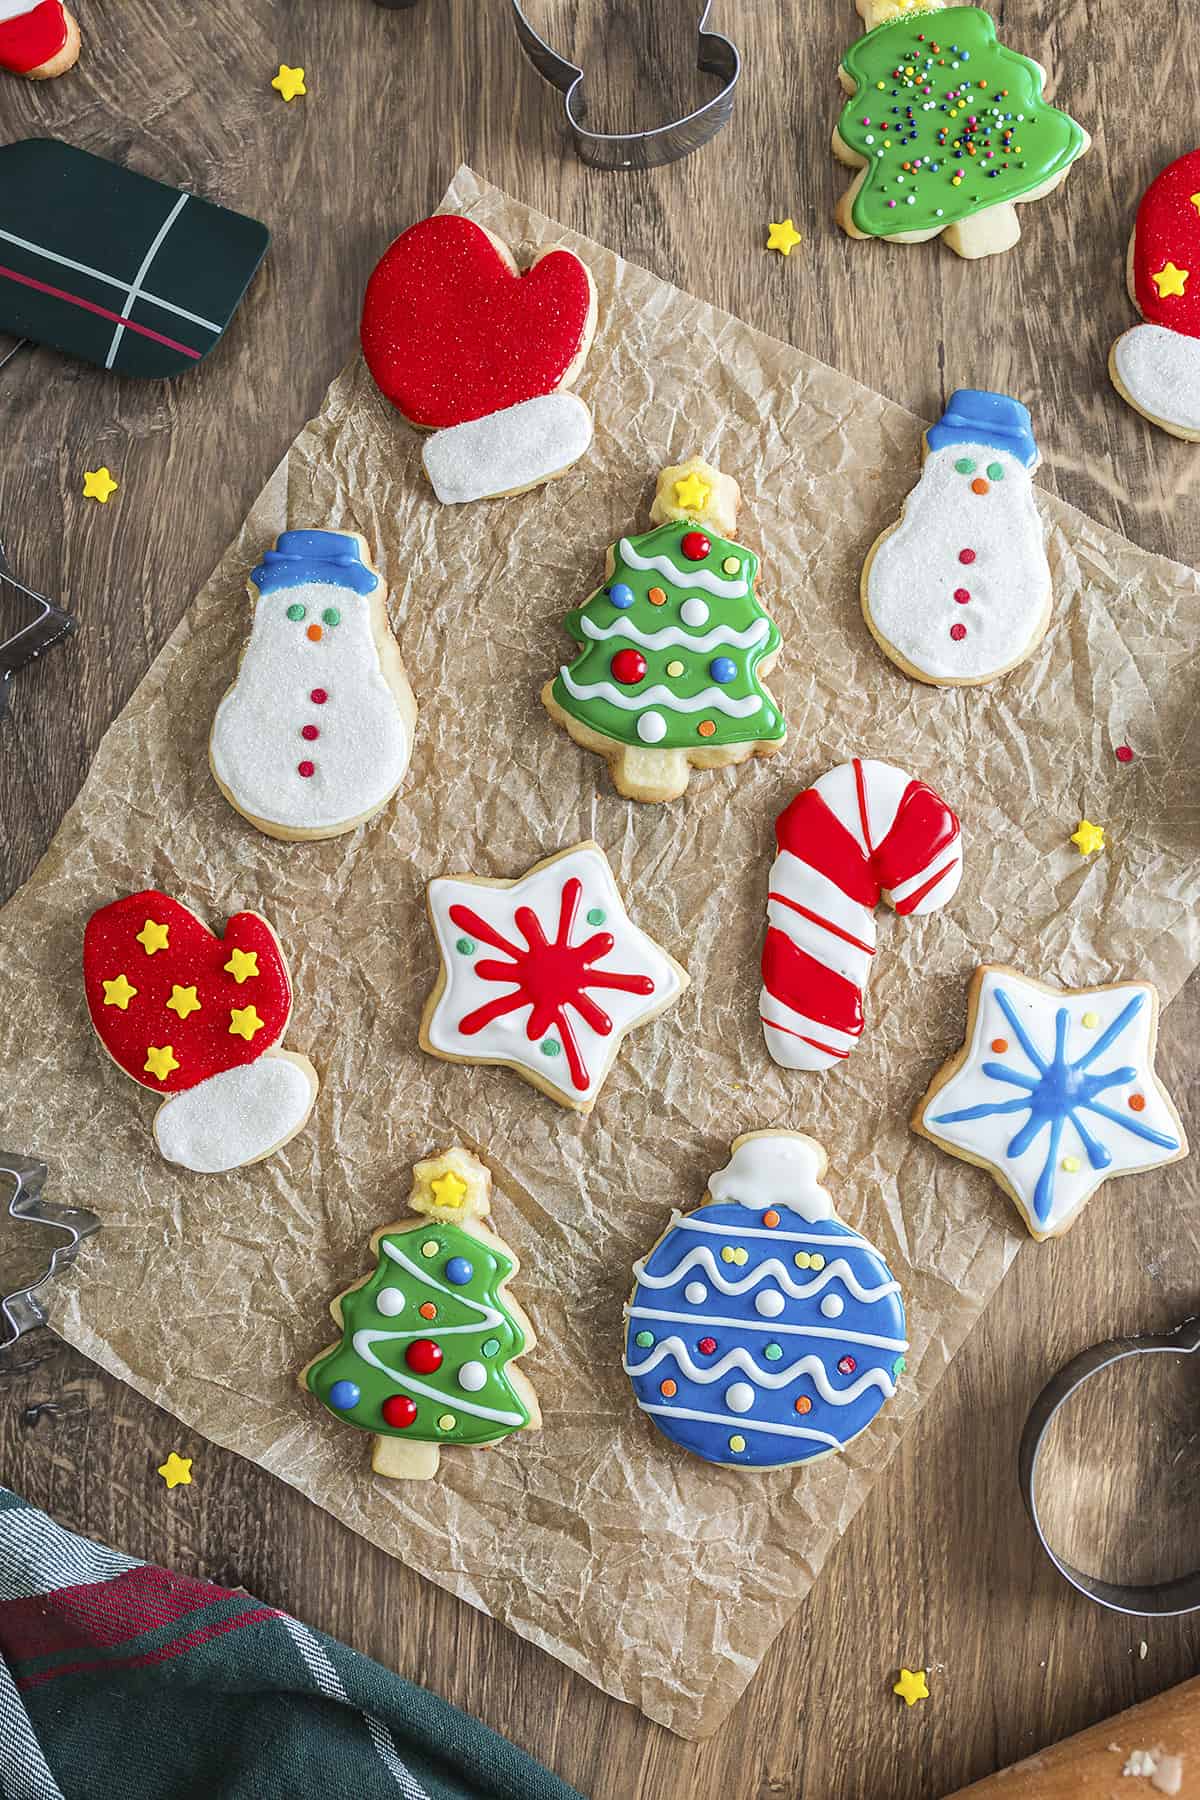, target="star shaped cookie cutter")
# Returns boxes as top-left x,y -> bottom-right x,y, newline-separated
0,1154 -> 100,1349
0,538 -> 77,718
1020,1316 -> 1200,1616
510,1 -> 740,169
